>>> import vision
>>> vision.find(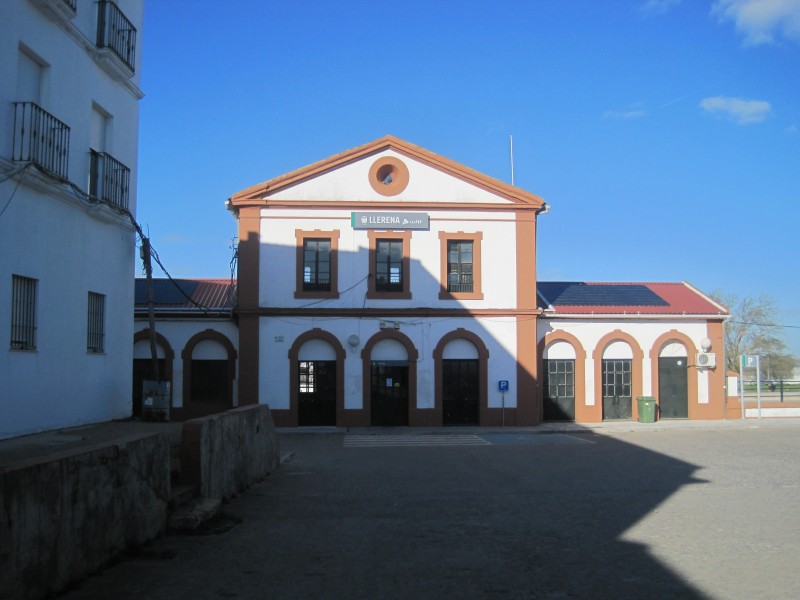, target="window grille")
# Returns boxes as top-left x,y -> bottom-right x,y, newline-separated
447,240 -> 473,293
87,292 -> 105,352
11,275 -> 37,350
299,361 -> 316,393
